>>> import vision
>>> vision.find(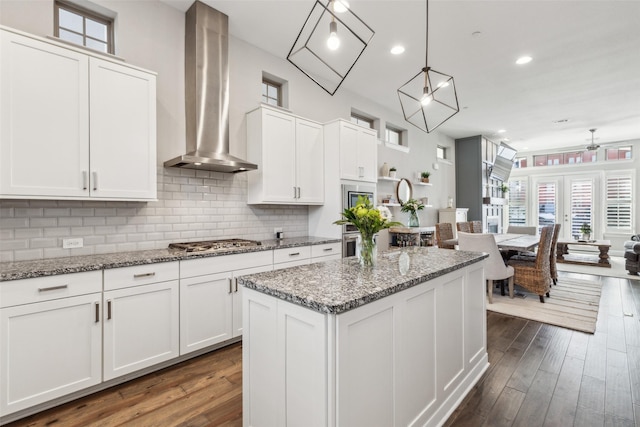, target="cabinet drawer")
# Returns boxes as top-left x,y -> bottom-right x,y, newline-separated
104,262 -> 178,291
0,271 -> 102,308
273,246 -> 311,264
311,242 -> 341,259
180,251 -> 273,279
